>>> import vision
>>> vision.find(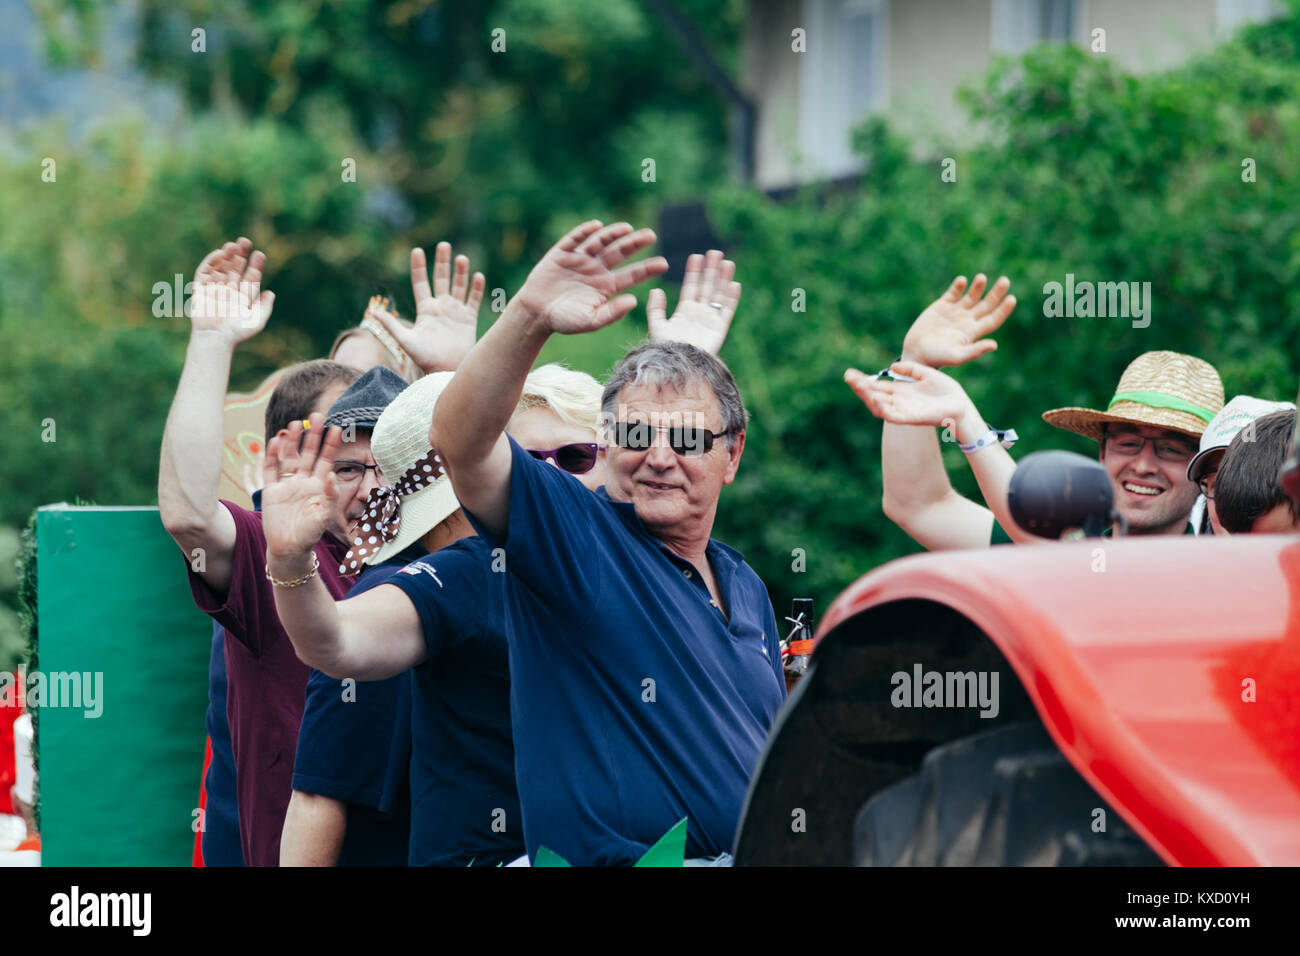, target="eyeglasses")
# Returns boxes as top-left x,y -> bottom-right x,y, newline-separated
333,460 -> 383,485
1102,430 -> 1197,463
526,443 -> 606,475
1196,471 -> 1217,500
611,422 -> 733,456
